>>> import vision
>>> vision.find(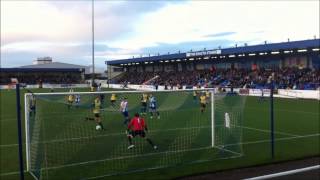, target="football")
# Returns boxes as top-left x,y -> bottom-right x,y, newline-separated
96,125 -> 102,130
